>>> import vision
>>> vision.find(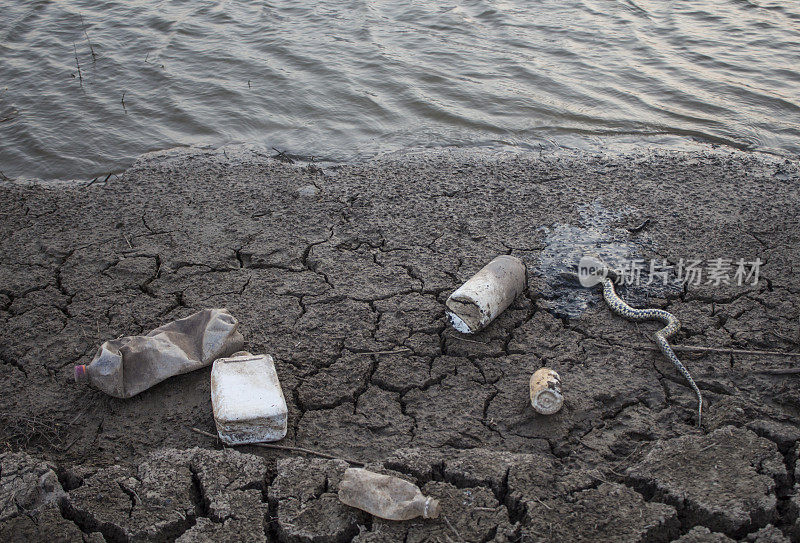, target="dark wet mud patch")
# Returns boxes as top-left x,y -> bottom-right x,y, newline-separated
536,200 -> 681,319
